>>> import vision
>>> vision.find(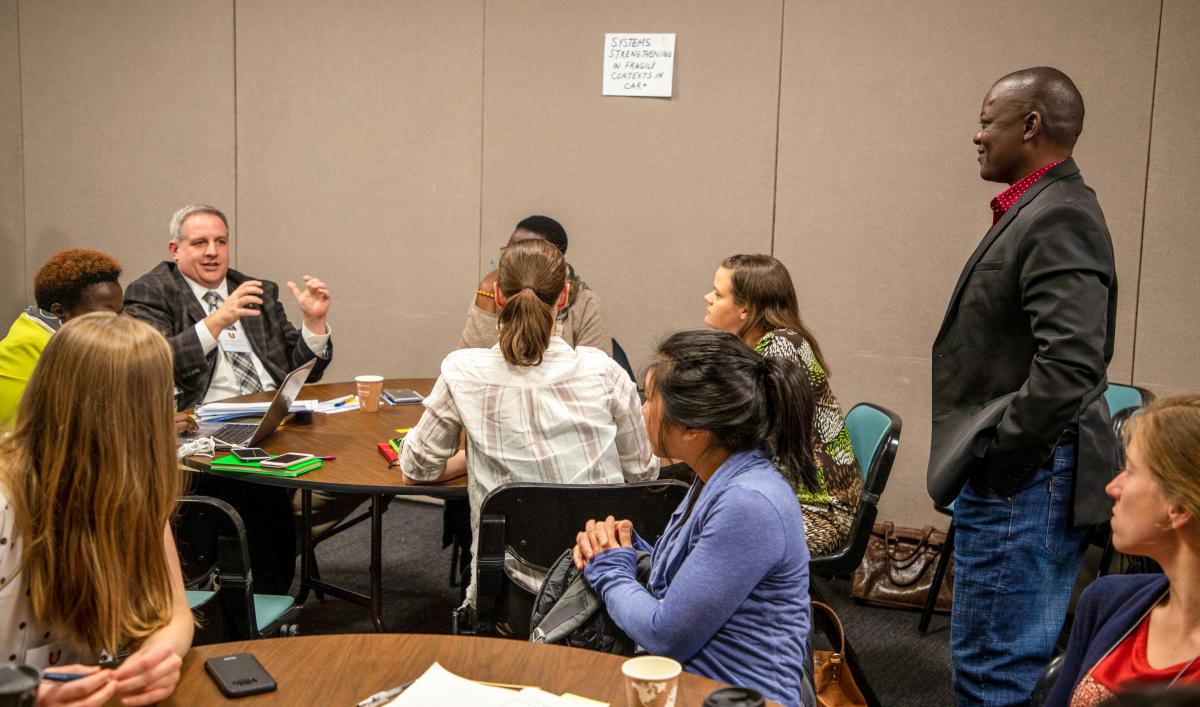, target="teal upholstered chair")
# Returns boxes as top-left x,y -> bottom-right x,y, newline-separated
175,495 -> 300,643
809,402 -> 902,707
